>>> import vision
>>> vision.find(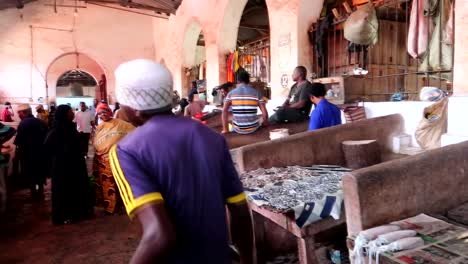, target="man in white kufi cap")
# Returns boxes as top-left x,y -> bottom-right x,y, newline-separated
109,59 -> 254,264
115,59 -> 174,113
